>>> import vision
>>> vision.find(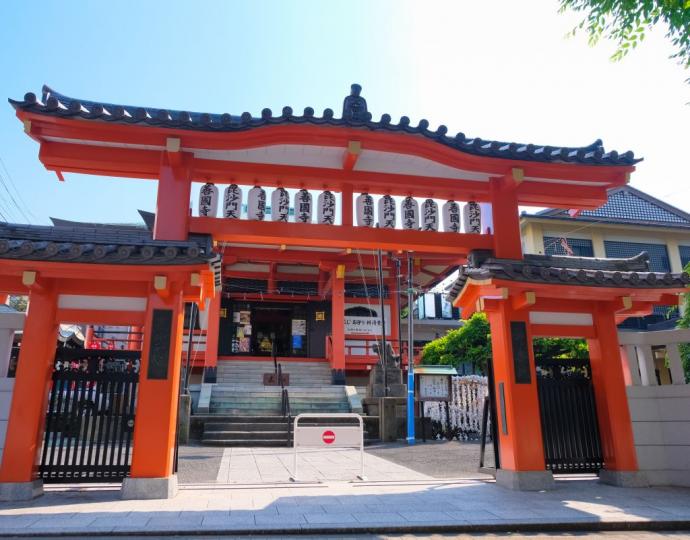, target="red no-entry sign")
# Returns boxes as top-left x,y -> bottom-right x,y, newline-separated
322,430 -> 336,444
